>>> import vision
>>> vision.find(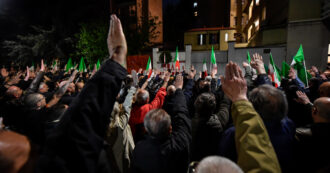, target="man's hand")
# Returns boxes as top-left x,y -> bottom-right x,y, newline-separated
295,91 -> 311,105
288,67 -> 296,80
188,66 -> 196,79
211,66 -> 217,79
107,14 -> 127,68
24,66 -> 30,81
174,74 -> 183,89
242,62 -> 249,68
1,67 -> 8,78
311,66 -> 319,74
221,61 -> 248,102
251,53 -> 266,74
164,71 -> 171,83
40,59 -> 45,72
